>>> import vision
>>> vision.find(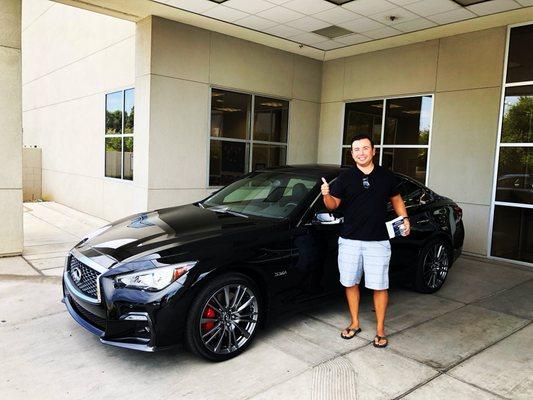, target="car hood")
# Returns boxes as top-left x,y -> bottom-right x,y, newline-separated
81,204 -> 280,264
